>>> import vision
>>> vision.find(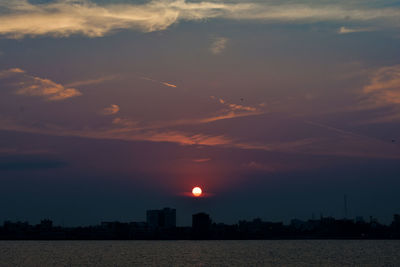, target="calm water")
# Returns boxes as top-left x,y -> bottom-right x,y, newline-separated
0,240 -> 399,266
